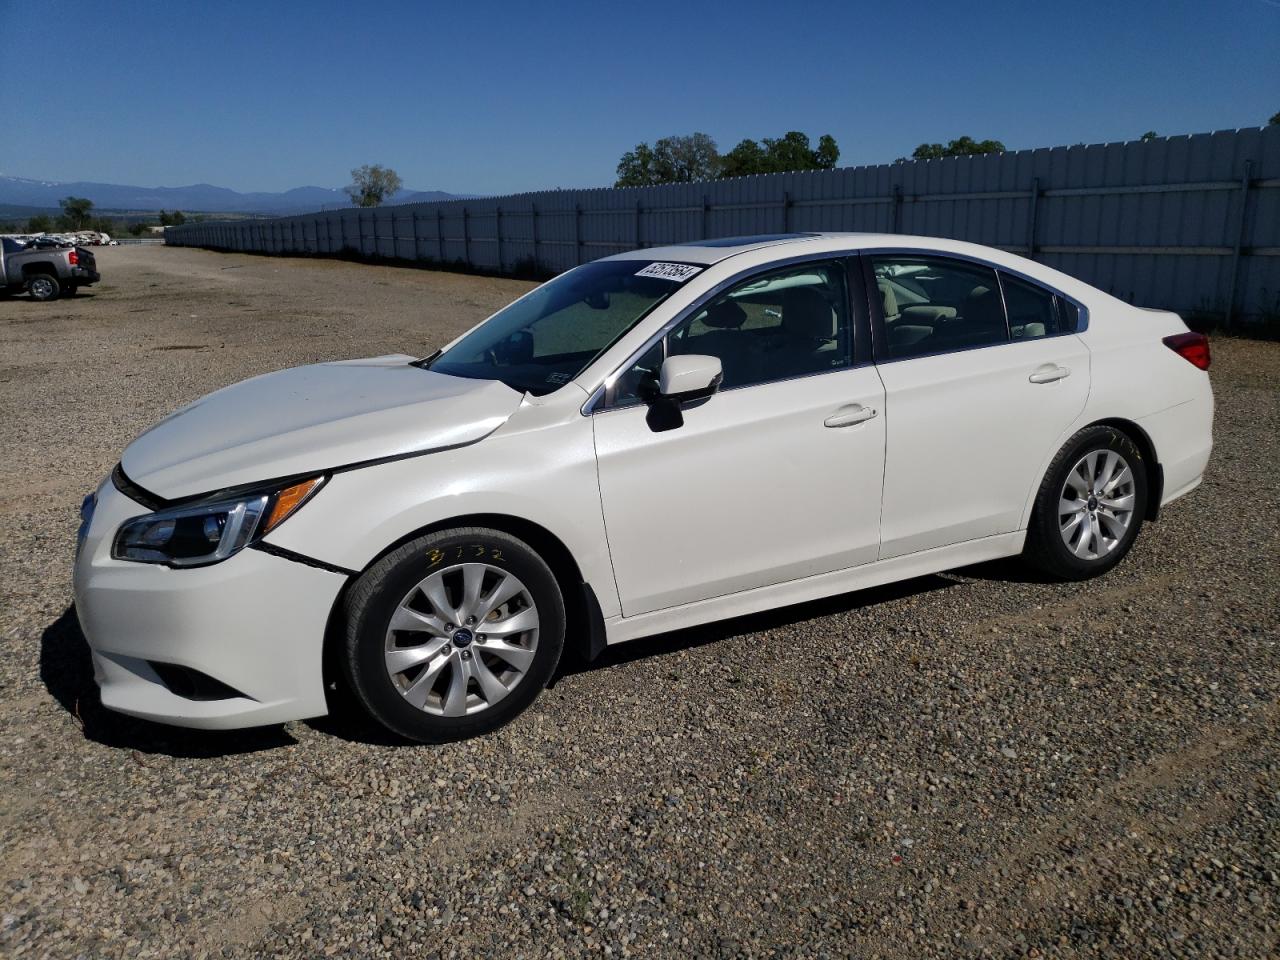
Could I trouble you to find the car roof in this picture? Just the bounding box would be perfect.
[601,232,1001,266]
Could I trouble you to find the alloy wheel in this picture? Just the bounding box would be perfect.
[1058,449,1136,560]
[383,563,540,717]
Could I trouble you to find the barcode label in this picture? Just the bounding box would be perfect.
[635,262,702,282]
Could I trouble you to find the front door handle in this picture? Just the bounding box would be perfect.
[1028,364,1071,384]
[825,404,878,428]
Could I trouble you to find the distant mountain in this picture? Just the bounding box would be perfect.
[0,175,470,215]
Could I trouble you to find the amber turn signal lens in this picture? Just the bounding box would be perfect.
[262,477,325,534]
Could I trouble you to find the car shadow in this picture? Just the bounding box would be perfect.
[951,556,1060,585]
[552,572,958,682]
[39,606,296,758]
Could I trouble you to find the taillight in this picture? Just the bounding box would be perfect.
[1163,332,1210,370]
[68,250,79,265]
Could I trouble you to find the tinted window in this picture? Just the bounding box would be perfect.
[870,256,1007,359]
[1000,272,1060,340]
[1057,296,1081,333]
[607,261,851,406]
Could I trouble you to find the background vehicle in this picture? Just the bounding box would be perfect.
[73,233,1213,742]
[0,236,99,300]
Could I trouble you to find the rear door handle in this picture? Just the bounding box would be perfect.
[825,404,878,428]
[1028,364,1071,384]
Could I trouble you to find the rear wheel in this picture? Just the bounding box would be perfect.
[1023,425,1148,580]
[342,527,565,743]
[27,274,60,301]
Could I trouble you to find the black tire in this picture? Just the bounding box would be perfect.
[1023,425,1148,581]
[342,527,565,743]
[27,273,60,301]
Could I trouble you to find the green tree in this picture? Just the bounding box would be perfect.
[60,196,94,229]
[1140,130,1159,141]
[616,133,720,186]
[1270,111,1279,126]
[26,214,53,233]
[719,131,840,178]
[910,136,1006,160]
[345,164,403,207]
[719,138,766,179]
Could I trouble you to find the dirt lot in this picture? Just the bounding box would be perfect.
[1,245,1278,959]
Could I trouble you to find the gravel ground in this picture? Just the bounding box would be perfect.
[1,245,1278,959]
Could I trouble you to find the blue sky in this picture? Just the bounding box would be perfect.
[1,0,1276,195]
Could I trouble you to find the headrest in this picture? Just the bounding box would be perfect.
[877,278,899,319]
[703,300,747,329]
[783,287,835,340]
[964,285,1003,327]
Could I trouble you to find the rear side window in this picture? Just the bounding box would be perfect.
[870,255,1007,359]
[1000,273,1060,340]
[1056,297,1081,333]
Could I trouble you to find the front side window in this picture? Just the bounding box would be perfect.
[607,260,851,406]
[427,260,692,395]
[871,255,1007,359]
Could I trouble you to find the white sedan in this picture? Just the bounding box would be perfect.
[73,233,1214,742]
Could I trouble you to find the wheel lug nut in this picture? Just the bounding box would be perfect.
[476,634,486,641]
[466,616,476,625]
[460,650,472,661]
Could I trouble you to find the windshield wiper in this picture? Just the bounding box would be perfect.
[411,350,442,370]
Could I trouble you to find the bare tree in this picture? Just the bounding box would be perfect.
[345,165,404,207]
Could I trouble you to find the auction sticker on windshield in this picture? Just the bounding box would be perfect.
[635,262,702,282]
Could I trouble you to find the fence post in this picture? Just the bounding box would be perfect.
[574,204,583,265]
[702,194,710,239]
[1225,159,1253,330]
[635,200,643,249]
[463,207,470,267]
[531,202,539,271]
[412,211,419,259]
[1026,176,1041,257]
[782,191,792,232]
[892,184,903,233]
[496,205,504,271]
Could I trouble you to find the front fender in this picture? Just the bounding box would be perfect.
[260,415,621,618]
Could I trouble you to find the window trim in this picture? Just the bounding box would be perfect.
[862,249,1090,365]
[585,251,871,415]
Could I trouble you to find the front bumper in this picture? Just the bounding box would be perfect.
[73,476,347,729]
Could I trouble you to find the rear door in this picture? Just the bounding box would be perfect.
[868,253,1090,559]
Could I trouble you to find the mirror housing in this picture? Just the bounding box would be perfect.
[658,355,723,402]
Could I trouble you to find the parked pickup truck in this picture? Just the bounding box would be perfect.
[0,236,100,301]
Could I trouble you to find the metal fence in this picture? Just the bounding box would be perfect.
[166,127,1280,325]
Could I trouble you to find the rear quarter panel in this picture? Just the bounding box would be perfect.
[1020,302,1214,525]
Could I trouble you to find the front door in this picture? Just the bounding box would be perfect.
[592,258,886,617]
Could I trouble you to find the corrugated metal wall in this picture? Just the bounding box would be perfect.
[166,127,1280,324]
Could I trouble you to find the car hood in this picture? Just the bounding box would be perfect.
[121,355,522,499]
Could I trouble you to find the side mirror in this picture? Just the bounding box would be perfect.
[659,355,722,402]
[644,355,722,433]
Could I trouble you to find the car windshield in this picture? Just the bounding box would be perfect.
[425,260,695,395]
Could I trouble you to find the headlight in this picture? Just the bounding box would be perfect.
[112,476,325,567]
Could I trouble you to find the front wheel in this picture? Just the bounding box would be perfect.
[342,527,565,743]
[27,274,60,301]
[1023,425,1148,580]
